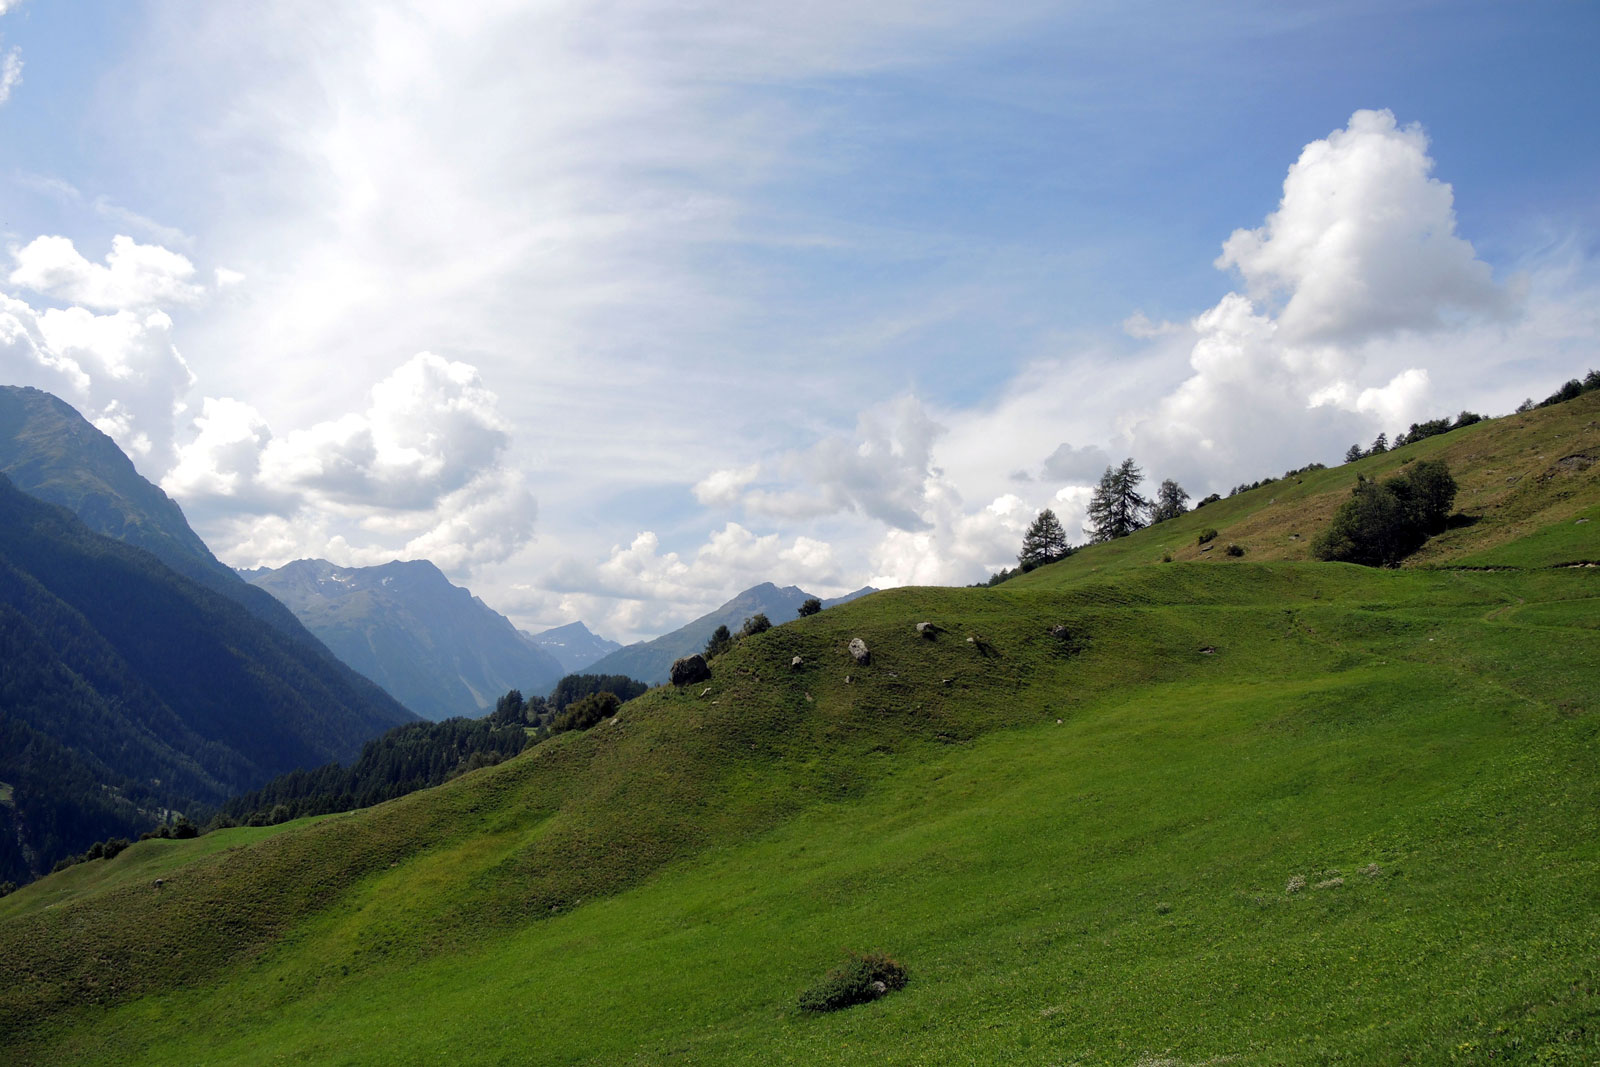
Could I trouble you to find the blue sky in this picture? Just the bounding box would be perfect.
[1,1,1597,640]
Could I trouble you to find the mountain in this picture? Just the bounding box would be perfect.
[523,621,621,674]
[247,559,566,721]
[584,581,877,684]
[4,390,1598,1065]
[0,475,416,886]
[0,386,312,643]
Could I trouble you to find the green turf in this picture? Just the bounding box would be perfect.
[3,398,1599,1066]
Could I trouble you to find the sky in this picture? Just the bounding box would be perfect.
[1,1,1597,642]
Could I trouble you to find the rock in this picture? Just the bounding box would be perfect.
[915,622,937,638]
[870,980,888,996]
[670,654,711,686]
[791,655,804,669]
[848,637,870,665]
[153,878,165,890]
[1199,646,1217,655]
[700,687,712,697]
[1049,625,1071,640]
[844,675,853,684]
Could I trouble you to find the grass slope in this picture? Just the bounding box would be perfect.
[2,399,1598,1065]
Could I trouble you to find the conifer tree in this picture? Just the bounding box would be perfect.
[1018,509,1070,569]
[1149,479,1190,523]
[1088,459,1150,542]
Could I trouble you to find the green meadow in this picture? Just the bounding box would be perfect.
[2,395,1596,1065]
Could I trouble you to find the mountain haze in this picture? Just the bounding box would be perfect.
[248,559,566,721]
[585,582,876,684]
[523,621,621,674]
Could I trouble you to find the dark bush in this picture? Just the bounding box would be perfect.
[740,613,772,638]
[1224,543,1245,557]
[798,951,909,1013]
[1194,493,1221,509]
[1313,462,1458,567]
[100,838,130,861]
[1197,528,1219,546]
[797,597,822,618]
[552,690,620,733]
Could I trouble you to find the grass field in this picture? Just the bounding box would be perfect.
[2,396,1597,1065]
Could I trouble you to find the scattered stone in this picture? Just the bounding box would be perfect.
[1056,718,1062,724]
[1199,646,1217,655]
[966,636,975,644]
[700,687,711,697]
[844,675,853,684]
[941,678,952,685]
[791,655,804,669]
[870,980,888,996]
[805,692,814,703]
[153,878,165,890]
[916,621,938,638]
[1578,518,1591,525]
[848,637,871,665]
[670,654,711,686]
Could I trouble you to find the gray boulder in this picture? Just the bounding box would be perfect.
[848,637,870,665]
[670,654,711,686]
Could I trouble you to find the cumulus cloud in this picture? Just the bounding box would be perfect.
[693,463,759,507]
[0,290,197,466]
[1120,109,1521,487]
[1039,441,1114,483]
[741,395,944,530]
[9,235,205,311]
[1216,108,1506,346]
[162,352,532,574]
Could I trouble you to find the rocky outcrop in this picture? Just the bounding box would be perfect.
[848,637,870,665]
[670,654,711,686]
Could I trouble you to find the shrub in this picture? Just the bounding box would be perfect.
[1197,528,1219,546]
[740,613,772,638]
[1313,462,1458,567]
[1194,493,1221,509]
[1224,543,1245,557]
[797,951,909,1013]
[797,597,822,618]
[552,691,621,733]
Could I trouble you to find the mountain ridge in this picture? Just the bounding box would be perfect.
[247,558,567,720]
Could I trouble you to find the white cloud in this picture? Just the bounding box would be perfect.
[162,352,532,575]
[693,463,759,507]
[743,395,945,530]
[0,46,19,105]
[213,268,246,288]
[1216,108,1507,346]
[1122,310,1182,339]
[10,235,204,311]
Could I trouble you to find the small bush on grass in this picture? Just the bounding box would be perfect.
[1224,543,1245,557]
[1197,528,1218,546]
[798,951,908,1013]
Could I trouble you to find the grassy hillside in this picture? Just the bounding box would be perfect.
[1,397,1596,1065]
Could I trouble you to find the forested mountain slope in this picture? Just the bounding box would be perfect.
[1,393,1596,1065]
[0,387,413,719]
[0,477,415,885]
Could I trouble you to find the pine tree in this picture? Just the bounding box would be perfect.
[1017,509,1070,569]
[1369,432,1389,455]
[1149,479,1190,523]
[1088,459,1150,542]
[704,624,733,658]
[1344,443,1364,464]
